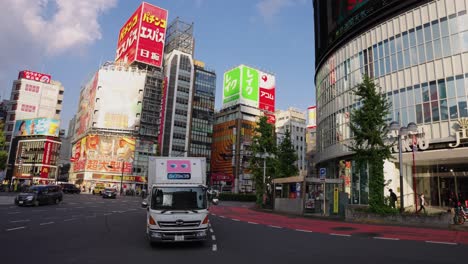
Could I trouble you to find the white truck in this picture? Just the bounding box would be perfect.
[142,157,210,243]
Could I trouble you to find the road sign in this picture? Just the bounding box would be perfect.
[319,168,326,181]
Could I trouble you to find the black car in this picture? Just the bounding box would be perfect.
[102,188,117,199]
[15,185,63,206]
[60,183,81,194]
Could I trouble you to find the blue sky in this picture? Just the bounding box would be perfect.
[0,0,315,131]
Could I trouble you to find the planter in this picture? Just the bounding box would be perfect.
[345,204,452,228]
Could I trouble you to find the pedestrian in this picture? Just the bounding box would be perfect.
[417,193,426,214]
[88,186,91,193]
[389,189,397,208]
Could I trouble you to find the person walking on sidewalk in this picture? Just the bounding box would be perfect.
[417,193,426,214]
[389,189,397,208]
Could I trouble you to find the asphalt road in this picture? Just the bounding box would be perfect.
[0,195,466,264]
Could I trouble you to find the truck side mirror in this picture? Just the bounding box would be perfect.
[141,200,148,208]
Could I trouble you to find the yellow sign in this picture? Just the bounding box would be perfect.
[194,60,205,68]
[333,188,339,214]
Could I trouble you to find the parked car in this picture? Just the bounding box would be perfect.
[93,185,105,195]
[14,185,63,206]
[59,183,81,194]
[102,188,117,199]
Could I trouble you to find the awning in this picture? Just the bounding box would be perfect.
[272,175,305,184]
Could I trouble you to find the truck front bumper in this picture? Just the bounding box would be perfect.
[147,228,208,242]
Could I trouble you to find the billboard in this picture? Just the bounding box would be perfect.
[116,2,168,68]
[18,70,51,84]
[94,69,145,130]
[14,118,60,137]
[307,106,317,129]
[14,81,60,121]
[71,135,136,174]
[222,65,275,110]
[76,72,98,138]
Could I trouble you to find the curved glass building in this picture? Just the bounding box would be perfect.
[314,0,468,208]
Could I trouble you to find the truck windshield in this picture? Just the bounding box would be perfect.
[151,187,207,211]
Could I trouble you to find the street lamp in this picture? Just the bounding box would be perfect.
[255,149,274,206]
[389,120,418,213]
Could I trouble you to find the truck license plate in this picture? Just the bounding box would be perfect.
[174,235,184,241]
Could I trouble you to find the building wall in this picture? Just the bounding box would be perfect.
[275,108,307,172]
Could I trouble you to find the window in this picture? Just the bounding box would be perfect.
[422,83,430,102]
[432,101,440,122]
[432,20,440,39]
[423,102,431,123]
[416,104,423,124]
[433,39,442,59]
[416,26,424,45]
[459,99,468,117]
[456,75,465,97]
[424,23,432,42]
[438,79,447,99]
[440,99,449,120]
[442,36,451,57]
[402,31,409,48]
[409,29,416,46]
[430,81,438,101]
[414,84,422,104]
[447,77,456,98]
[449,98,458,119]
[440,17,449,37]
[418,44,425,63]
[426,42,434,61]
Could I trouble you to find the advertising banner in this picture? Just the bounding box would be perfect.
[76,72,99,138]
[116,5,142,65]
[158,77,168,152]
[240,66,259,107]
[71,135,135,174]
[18,70,51,84]
[307,106,317,128]
[136,3,168,67]
[40,141,52,178]
[223,67,241,104]
[264,112,276,125]
[14,118,60,137]
[258,71,275,112]
[222,65,275,111]
[115,3,168,68]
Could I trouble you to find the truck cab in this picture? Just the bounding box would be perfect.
[143,158,209,243]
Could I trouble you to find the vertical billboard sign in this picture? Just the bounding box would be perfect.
[158,77,168,152]
[136,3,168,67]
[240,66,259,107]
[223,67,241,105]
[258,71,275,112]
[40,141,52,178]
[307,106,317,128]
[116,5,142,65]
[115,3,168,68]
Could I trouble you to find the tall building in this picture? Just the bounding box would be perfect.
[69,2,169,191]
[211,65,276,193]
[305,106,317,178]
[275,107,307,173]
[3,70,64,184]
[189,60,216,179]
[160,18,195,157]
[313,0,468,208]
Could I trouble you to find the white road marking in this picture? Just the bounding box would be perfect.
[210,228,214,233]
[231,219,240,222]
[374,237,400,241]
[6,226,25,231]
[426,241,457,245]
[219,216,226,218]
[295,229,313,233]
[211,213,217,216]
[211,235,216,241]
[248,222,258,225]
[7,212,20,215]
[212,244,217,252]
[9,219,30,223]
[330,233,351,237]
[269,225,282,229]
[64,218,77,222]
[40,222,54,226]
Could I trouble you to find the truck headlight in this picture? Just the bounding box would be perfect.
[151,232,162,238]
[196,230,207,237]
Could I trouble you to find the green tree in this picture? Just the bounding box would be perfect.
[276,129,298,178]
[250,116,276,205]
[0,121,8,171]
[349,76,393,212]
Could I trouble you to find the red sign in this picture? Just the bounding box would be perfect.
[258,73,275,112]
[115,2,168,68]
[158,77,168,152]
[40,141,52,178]
[18,70,51,84]
[264,112,276,125]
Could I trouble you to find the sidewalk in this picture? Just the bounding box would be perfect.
[210,204,468,245]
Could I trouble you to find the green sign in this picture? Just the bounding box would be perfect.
[241,66,259,102]
[223,67,241,103]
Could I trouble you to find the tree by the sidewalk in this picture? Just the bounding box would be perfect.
[349,76,393,212]
[0,121,8,171]
[276,129,298,178]
[250,116,276,205]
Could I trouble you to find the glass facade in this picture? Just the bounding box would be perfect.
[190,65,216,175]
[315,0,468,207]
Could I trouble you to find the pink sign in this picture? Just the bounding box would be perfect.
[167,160,191,173]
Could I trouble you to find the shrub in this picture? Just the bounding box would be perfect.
[219,193,256,202]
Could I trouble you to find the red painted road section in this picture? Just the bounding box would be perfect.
[210,206,468,245]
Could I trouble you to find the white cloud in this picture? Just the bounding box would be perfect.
[256,0,306,22]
